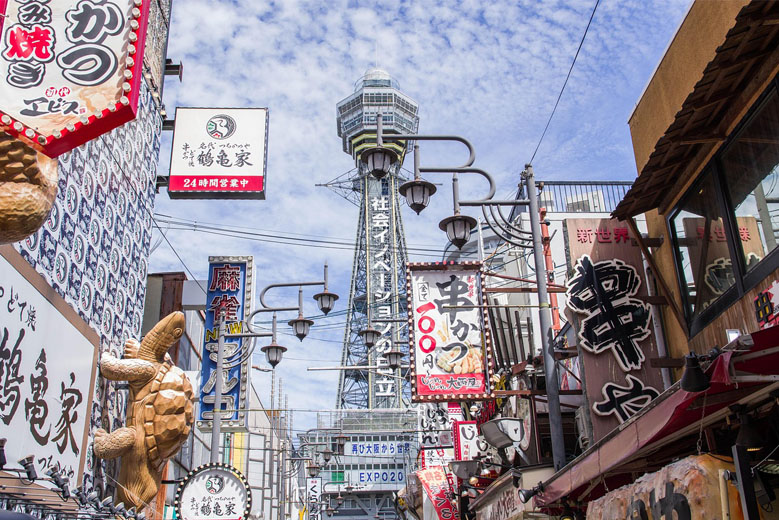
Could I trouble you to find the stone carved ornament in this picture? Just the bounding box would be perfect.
[0,132,58,244]
[94,312,195,511]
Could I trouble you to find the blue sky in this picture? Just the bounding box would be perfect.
[149,0,692,432]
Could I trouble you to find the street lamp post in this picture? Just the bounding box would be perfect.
[208,264,339,464]
[366,124,567,470]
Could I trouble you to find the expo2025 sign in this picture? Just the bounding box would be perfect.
[0,0,152,157]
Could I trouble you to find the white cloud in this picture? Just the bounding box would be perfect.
[150,0,690,431]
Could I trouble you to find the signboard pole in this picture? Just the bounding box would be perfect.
[210,306,227,463]
[525,164,565,471]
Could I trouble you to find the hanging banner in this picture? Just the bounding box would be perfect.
[417,467,458,520]
[196,256,253,432]
[306,477,322,520]
[407,262,495,402]
[564,218,664,442]
[168,107,269,199]
[419,402,462,448]
[0,0,152,157]
[420,447,455,470]
[0,245,98,487]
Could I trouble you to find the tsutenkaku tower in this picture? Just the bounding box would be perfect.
[332,69,419,409]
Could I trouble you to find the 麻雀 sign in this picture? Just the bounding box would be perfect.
[196,256,253,432]
[168,107,269,199]
[0,0,152,157]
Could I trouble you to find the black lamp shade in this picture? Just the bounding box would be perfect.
[322,448,334,463]
[314,291,339,315]
[736,413,764,452]
[439,214,477,250]
[680,353,710,392]
[399,179,437,214]
[519,486,540,504]
[359,327,381,348]
[383,349,403,370]
[289,315,314,341]
[261,342,287,367]
[361,147,398,179]
[449,460,480,480]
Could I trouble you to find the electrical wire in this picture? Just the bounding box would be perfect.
[528,0,601,165]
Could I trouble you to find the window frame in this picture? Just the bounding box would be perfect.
[668,75,779,337]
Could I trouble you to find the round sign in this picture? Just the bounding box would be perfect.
[175,463,252,520]
[206,114,237,139]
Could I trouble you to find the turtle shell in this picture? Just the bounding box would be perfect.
[142,361,194,470]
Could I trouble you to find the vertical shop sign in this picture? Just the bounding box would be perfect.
[168,108,269,200]
[564,218,663,441]
[307,477,322,520]
[0,0,153,156]
[407,262,495,402]
[369,190,396,401]
[0,246,97,486]
[417,467,458,520]
[419,402,462,448]
[196,256,253,432]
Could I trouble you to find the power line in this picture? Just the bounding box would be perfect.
[529,0,601,165]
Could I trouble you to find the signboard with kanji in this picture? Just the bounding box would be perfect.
[564,218,664,442]
[168,107,269,199]
[196,256,253,432]
[407,262,495,403]
[0,0,152,157]
[174,463,252,520]
[417,467,458,520]
[306,477,321,520]
[0,245,98,487]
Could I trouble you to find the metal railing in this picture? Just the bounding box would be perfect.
[510,180,633,220]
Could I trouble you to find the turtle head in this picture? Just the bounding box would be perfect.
[138,311,186,362]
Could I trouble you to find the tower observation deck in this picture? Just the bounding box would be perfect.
[332,69,419,409]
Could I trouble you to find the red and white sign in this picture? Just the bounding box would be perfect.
[417,467,458,520]
[407,262,495,402]
[0,0,152,157]
[168,107,269,200]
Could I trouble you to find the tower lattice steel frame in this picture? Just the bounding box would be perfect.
[327,69,419,409]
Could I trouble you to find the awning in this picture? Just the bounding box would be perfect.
[535,325,779,507]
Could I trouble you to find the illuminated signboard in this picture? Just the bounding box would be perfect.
[0,0,152,157]
[407,262,495,402]
[196,256,253,432]
[168,107,269,199]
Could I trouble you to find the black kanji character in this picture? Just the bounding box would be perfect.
[0,327,25,425]
[24,349,50,445]
[433,275,473,322]
[52,373,83,455]
[566,255,651,371]
[593,375,660,422]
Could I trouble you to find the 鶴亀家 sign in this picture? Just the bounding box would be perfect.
[168,107,269,199]
[174,463,252,520]
[0,0,152,157]
[407,262,495,402]
[0,245,98,487]
[196,256,253,432]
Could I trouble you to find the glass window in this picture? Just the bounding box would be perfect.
[670,169,736,318]
[721,89,779,272]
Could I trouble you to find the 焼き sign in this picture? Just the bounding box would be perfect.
[168,107,269,199]
[407,262,495,402]
[0,0,152,157]
[0,245,98,487]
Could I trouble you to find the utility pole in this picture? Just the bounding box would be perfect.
[525,164,566,471]
[210,306,227,463]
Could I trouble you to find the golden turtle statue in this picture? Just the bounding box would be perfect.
[94,312,195,511]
